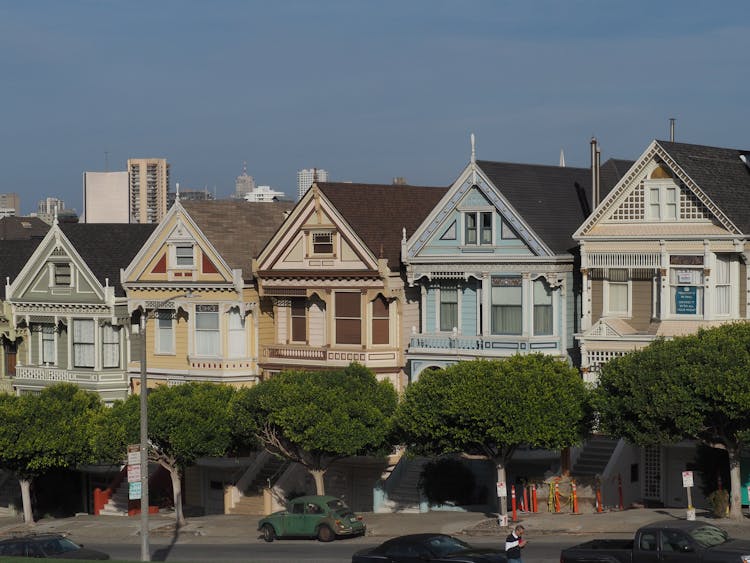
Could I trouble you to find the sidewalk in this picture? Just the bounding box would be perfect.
[0,507,749,543]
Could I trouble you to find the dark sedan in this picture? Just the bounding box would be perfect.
[0,533,109,559]
[352,533,507,563]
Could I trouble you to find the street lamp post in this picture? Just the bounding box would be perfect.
[138,294,191,562]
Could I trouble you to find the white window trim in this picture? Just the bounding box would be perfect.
[602,274,632,318]
[530,278,556,337]
[40,324,57,366]
[436,286,462,333]
[170,243,196,269]
[194,304,221,357]
[154,311,176,355]
[310,230,336,256]
[369,298,392,347]
[712,255,737,319]
[227,307,247,358]
[644,180,679,222]
[461,210,494,246]
[666,267,704,320]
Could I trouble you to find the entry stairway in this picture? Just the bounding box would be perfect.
[227,454,289,516]
[572,436,620,476]
[375,456,428,513]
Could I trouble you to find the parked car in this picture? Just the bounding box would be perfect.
[352,533,507,562]
[0,533,109,559]
[560,519,750,563]
[258,494,366,542]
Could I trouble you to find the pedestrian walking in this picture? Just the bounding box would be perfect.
[505,524,527,563]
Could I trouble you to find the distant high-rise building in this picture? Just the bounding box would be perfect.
[33,197,76,225]
[0,193,20,217]
[244,185,286,202]
[234,162,256,199]
[297,168,328,200]
[167,186,215,208]
[83,171,129,223]
[128,158,169,223]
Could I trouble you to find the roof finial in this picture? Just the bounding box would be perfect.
[559,148,566,167]
[53,206,59,226]
[242,160,248,175]
[175,182,180,202]
[470,133,476,164]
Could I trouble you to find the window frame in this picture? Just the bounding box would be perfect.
[532,278,554,336]
[41,324,56,365]
[439,286,459,332]
[175,244,194,267]
[195,304,220,357]
[645,180,679,222]
[53,262,71,287]
[73,319,95,368]
[335,292,361,345]
[227,307,246,357]
[463,211,494,246]
[490,276,523,335]
[290,297,307,343]
[603,268,632,318]
[102,324,121,368]
[154,309,175,355]
[714,255,732,317]
[371,295,390,345]
[311,231,334,255]
[669,267,704,318]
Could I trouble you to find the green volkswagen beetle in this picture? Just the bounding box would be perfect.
[258,495,366,542]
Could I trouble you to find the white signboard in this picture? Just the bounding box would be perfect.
[129,481,142,500]
[127,451,140,466]
[496,481,507,497]
[682,470,694,488]
[127,464,141,483]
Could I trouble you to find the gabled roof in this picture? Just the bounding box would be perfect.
[0,216,50,240]
[656,140,750,233]
[0,239,46,299]
[476,159,631,253]
[316,182,449,269]
[60,224,156,296]
[181,200,295,276]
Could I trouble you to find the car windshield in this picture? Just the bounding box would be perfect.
[425,535,471,556]
[689,525,729,548]
[40,537,80,555]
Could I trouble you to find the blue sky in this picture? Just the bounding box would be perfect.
[2,1,748,214]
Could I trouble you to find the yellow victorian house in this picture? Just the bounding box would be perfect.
[121,198,294,393]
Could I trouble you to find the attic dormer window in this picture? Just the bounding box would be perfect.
[175,245,194,267]
[54,263,71,286]
[464,212,492,245]
[312,231,333,254]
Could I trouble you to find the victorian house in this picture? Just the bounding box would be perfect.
[253,181,447,391]
[574,139,750,509]
[6,221,155,403]
[402,143,631,379]
[121,199,294,393]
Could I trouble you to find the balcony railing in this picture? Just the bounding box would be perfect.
[407,333,561,355]
[15,366,126,384]
[262,344,399,368]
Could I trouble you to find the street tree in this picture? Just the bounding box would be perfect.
[232,363,397,495]
[595,322,750,521]
[0,384,104,524]
[394,355,591,517]
[104,382,236,526]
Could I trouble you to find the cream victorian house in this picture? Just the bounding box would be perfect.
[574,139,750,510]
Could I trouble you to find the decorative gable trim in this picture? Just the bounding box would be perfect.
[406,164,552,260]
[576,141,740,238]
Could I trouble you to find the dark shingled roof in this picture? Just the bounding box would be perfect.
[181,200,295,277]
[0,216,50,240]
[60,223,157,296]
[657,140,750,233]
[0,239,46,299]
[316,182,449,269]
[477,159,632,253]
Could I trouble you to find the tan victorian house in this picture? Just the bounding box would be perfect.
[254,182,447,391]
[574,140,750,509]
[121,199,294,392]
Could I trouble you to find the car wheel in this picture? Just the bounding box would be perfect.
[317,525,335,542]
[262,524,276,543]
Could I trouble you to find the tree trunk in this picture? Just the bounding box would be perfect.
[169,466,185,527]
[19,478,33,525]
[310,469,326,495]
[728,447,743,521]
[495,461,507,518]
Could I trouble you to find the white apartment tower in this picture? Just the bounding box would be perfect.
[128,158,169,223]
[83,171,129,223]
[297,168,328,200]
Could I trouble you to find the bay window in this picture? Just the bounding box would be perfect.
[606,269,630,316]
[715,256,731,316]
[491,277,522,335]
[102,324,120,368]
[533,279,553,335]
[196,304,220,356]
[73,319,95,368]
[291,298,306,343]
[335,292,361,345]
[372,296,389,345]
[155,309,175,354]
[41,325,55,365]
[228,307,246,357]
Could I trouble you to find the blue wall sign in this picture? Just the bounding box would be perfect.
[675,286,697,314]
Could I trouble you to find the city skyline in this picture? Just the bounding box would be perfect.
[2,1,748,214]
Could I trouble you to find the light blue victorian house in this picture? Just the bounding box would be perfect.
[403,141,629,379]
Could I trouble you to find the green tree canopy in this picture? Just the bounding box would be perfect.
[232,363,398,494]
[104,382,236,525]
[394,355,591,515]
[0,383,105,524]
[595,322,750,520]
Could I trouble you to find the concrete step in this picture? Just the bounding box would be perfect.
[228,494,265,516]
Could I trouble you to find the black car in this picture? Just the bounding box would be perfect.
[352,533,507,562]
[0,533,109,559]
